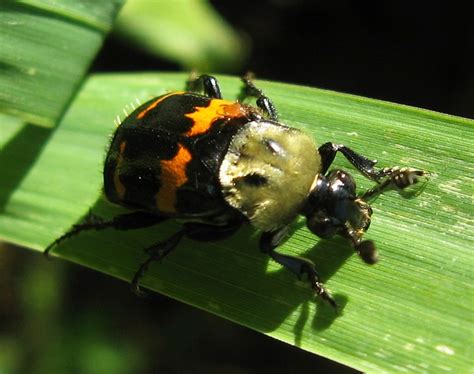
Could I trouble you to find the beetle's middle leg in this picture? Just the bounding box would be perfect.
[131,220,243,296]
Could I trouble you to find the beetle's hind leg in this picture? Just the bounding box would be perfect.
[239,72,278,120]
[186,73,222,99]
[44,211,167,258]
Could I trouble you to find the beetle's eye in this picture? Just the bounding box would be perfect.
[327,170,357,200]
[307,213,339,238]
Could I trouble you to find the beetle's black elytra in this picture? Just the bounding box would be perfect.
[45,74,426,309]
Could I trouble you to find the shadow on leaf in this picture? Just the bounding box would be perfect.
[46,197,363,345]
[0,123,52,212]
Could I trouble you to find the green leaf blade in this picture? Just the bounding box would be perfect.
[114,0,247,72]
[0,1,124,127]
[0,73,472,372]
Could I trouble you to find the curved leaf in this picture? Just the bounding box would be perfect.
[114,0,247,72]
[0,73,472,372]
[0,0,123,127]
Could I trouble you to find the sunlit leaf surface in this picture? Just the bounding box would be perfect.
[0,73,472,372]
[0,0,123,127]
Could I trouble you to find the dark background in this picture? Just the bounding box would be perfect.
[3,2,472,373]
[214,1,473,118]
[97,1,473,118]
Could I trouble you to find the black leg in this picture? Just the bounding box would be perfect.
[319,142,378,178]
[44,211,167,258]
[260,228,337,310]
[259,225,291,251]
[186,73,222,99]
[131,220,243,296]
[183,220,243,241]
[239,72,278,120]
[361,167,427,200]
[318,142,426,194]
[131,229,187,296]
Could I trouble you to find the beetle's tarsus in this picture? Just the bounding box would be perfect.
[239,73,278,120]
[362,167,427,200]
[303,264,338,311]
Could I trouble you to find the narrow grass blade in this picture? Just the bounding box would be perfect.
[0,1,123,127]
[114,0,246,72]
[0,73,472,372]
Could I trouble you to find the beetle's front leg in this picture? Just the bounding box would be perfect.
[318,142,426,195]
[360,167,427,200]
[260,228,337,310]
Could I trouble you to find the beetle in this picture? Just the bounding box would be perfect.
[45,74,425,308]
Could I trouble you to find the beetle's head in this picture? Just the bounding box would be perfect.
[303,169,378,264]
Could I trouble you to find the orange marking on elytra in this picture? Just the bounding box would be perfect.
[114,141,127,199]
[136,91,184,119]
[185,100,244,136]
[119,140,127,154]
[156,144,192,213]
